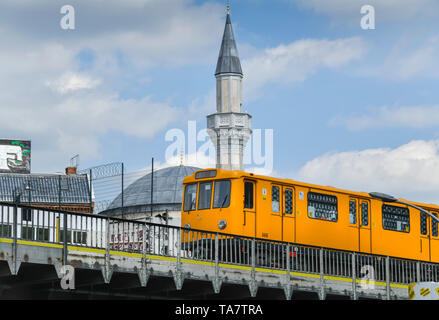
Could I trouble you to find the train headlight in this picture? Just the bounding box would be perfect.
[184,223,191,229]
[218,220,227,230]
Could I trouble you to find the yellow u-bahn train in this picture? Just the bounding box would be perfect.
[181,169,439,263]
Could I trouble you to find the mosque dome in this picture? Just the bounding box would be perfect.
[100,165,200,217]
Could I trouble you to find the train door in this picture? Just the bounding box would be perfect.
[349,198,371,253]
[271,184,283,241]
[282,187,295,243]
[420,211,431,261]
[429,212,439,263]
[243,180,256,237]
[358,199,371,253]
[420,211,439,262]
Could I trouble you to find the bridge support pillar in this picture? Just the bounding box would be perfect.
[173,230,184,290]
[6,255,20,276]
[138,224,150,287]
[211,234,222,294]
[318,248,326,300]
[248,239,258,298]
[351,253,358,300]
[8,205,20,276]
[283,245,293,300]
[102,218,113,284]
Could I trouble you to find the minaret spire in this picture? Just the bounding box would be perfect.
[207,6,252,171]
[215,2,242,76]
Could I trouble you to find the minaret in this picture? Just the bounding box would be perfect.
[207,5,252,171]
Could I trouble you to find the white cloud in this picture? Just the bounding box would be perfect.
[382,37,439,80]
[294,0,439,21]
[242,37,367,100]
[46,72,101,94]
[297,140,439,204]
[330,105,439,130]
[0,0,225,172]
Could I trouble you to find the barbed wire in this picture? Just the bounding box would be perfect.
[78,162,123,180]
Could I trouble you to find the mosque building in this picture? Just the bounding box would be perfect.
[100,6,251,226]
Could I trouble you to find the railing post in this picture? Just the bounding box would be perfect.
[319,248,325,300]
[102,217,112,283]
[212,232,222,294]
[386,256,390,300]
[63,211,68,266]
[10,204,18,275]
[284,244,292,300]
[173,227,183,290]
[352,252,357,300]
[138,223,149,287]
[248,238,258,297]
[416,261,421,283]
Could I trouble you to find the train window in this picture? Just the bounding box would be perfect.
[0,224,12,238]
[21,226,34,240]
[361,202,369,226]
[349,200,357,224]
[59,229,72,243]
[74,231,88,245]
[244,182,254,209]
[285,189,293,214]
[22,208,32,221]
[213,180,231,209]
[272,186,280,212]
[382,204,410,233]
[183,184,197,211]
[37,227,50,241]
[432,213,438,237]
[421,212,428,235]
[307,192,338,222]
[198,182,213,210]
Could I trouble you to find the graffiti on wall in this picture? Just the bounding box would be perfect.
[0,140,31,174]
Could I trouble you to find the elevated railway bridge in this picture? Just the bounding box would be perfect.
[0,202,435,299]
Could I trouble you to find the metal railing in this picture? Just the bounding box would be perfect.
[0,202,437,286]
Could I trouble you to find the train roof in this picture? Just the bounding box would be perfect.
[184,168,439,211]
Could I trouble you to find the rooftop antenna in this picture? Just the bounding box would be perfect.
[70,154,79,168]
[227,0,230,15]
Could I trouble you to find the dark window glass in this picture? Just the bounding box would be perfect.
[183,184,197,211]
[22,208,32,221]
[21,226,34,240]
[272,186,280,212]
[0,224,12,238]
[198,182,213,210]
[74,231,88,244]
[361,202,369,226]
[421,212,428,235]
[432,213,438,237]
[59,229,72,243]
[244,182,254,209]
[213,180,231,209]
[382,204,410,233]
[37,228,49,241]
[349,200,357,225]
[285,189,293,214]
[307,192,338,222]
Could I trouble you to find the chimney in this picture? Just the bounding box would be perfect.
[65,166,77,175]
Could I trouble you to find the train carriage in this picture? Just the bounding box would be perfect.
[181,169,439,264]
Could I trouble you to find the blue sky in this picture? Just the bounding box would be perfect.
[1,0,439,203]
